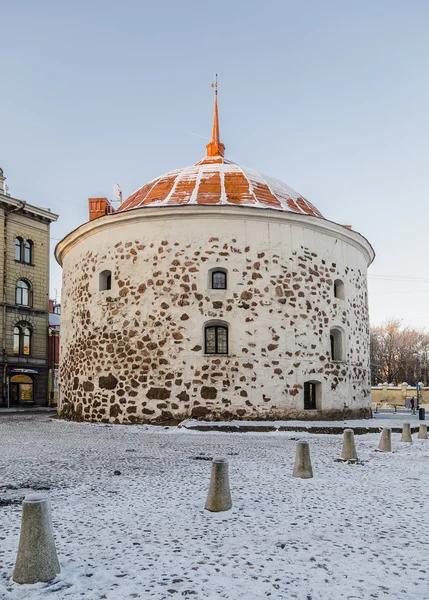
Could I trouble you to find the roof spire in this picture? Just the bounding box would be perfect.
[206,74,225,158]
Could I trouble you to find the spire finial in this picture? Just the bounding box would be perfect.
[206,74,225,158]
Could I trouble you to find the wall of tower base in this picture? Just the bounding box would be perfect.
[58,398,371,425]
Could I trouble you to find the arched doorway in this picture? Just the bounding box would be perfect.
[10,374,34,406]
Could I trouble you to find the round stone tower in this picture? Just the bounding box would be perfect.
[55,90,374,423]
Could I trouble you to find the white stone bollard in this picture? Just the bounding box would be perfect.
[418,424,428,439]
[400,423,413,443]
[205,457,232,512]
[340,429,358,462]
[377,427,392,452]
[292,440,313,478]
[13,494,60,584]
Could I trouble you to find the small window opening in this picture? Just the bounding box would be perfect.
[15,237,23,261]
[99,270,112,291]
[212,270,227,290]
[304,381,320,410]
[330,328,343,361]
[334,279,345,300]
[24,240,33,264]
[205,324,228,354]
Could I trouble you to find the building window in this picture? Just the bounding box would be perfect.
[304,381,321,410]
[16,279,32,306]
[53,304,61,315]
[333,279,345,300]
[99,270,112,291]
[24,240,33,264]
[330,328,343,361]
[15,237,23,261]
[208,267,228,290]
[212,270,227,290]
[13,324,32,355]
[205,324,228,354]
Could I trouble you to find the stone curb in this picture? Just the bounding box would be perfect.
[0,409,57,416]
[180,424,421,435]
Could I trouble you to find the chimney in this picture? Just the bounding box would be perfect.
[88,197,115,221]
[0,168,5,194]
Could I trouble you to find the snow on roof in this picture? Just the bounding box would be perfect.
[49,313,60,327]
[117,158,324,217]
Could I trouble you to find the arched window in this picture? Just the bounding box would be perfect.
[304,381,321,410]
[204,323,228,354]
[13,324,32,355]
[15,237,23,261]
[24,240,33,264]
[330,328,343,361]
[99,270,112,291]
[333,279,345,300]
[16,279,32,306]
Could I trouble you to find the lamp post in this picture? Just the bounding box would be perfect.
[420,347,427,412]
[413,349,428,410]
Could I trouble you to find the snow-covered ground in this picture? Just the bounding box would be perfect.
[1,414,428,600]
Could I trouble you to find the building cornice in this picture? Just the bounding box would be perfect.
[55,205,375,267]
[0,193,59,222]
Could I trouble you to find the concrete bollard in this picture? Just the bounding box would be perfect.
[13,494,60,584]
[377,427,392,452]
[205,458,232,512]
[292,440,313,479]
[400,423,413,443]
[418,424,428,439]
[340,429,358,462]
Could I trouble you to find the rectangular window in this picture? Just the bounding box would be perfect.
[205,327,217,354]
[13,330,20,355]
[217,327,228,353]
[23,329,31,355]
[15,241,22,261]
[212,271,227,289]
[205,325,228,354]
[24,244,31,264]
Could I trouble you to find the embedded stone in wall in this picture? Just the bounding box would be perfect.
[146,388,171,400]
[99,374,118,390]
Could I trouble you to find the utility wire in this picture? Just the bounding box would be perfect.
[372,289,429,294]
[369,275,429,282]
[6,184,89,209]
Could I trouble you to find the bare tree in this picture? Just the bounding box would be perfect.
[370,319,429,385]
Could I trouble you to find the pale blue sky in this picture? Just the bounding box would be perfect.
[1,0,429,327]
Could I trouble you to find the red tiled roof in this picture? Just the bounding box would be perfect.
[117,157,323,217]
